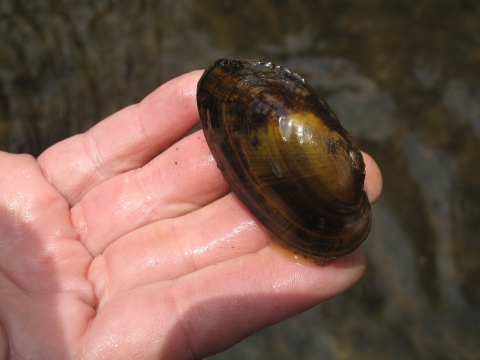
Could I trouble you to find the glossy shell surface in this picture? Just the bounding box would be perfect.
[197,58,371,262]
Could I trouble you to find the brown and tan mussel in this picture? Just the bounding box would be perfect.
[197,58,371,263]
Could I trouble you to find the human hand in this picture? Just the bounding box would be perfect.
[0,71,382,359]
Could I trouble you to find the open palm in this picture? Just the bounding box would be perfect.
[0,71,382,359]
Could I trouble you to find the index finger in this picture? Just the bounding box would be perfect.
[37,70,204,205]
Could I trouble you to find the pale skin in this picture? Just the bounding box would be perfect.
[0,70,382,359]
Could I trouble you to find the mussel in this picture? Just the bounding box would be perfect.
[197,58,371,263]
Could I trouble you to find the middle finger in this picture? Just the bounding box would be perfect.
[72,130,229,256]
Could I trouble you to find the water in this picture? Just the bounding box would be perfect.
[1,0,479,358]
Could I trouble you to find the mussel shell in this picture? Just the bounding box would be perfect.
[197,58,371,262]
